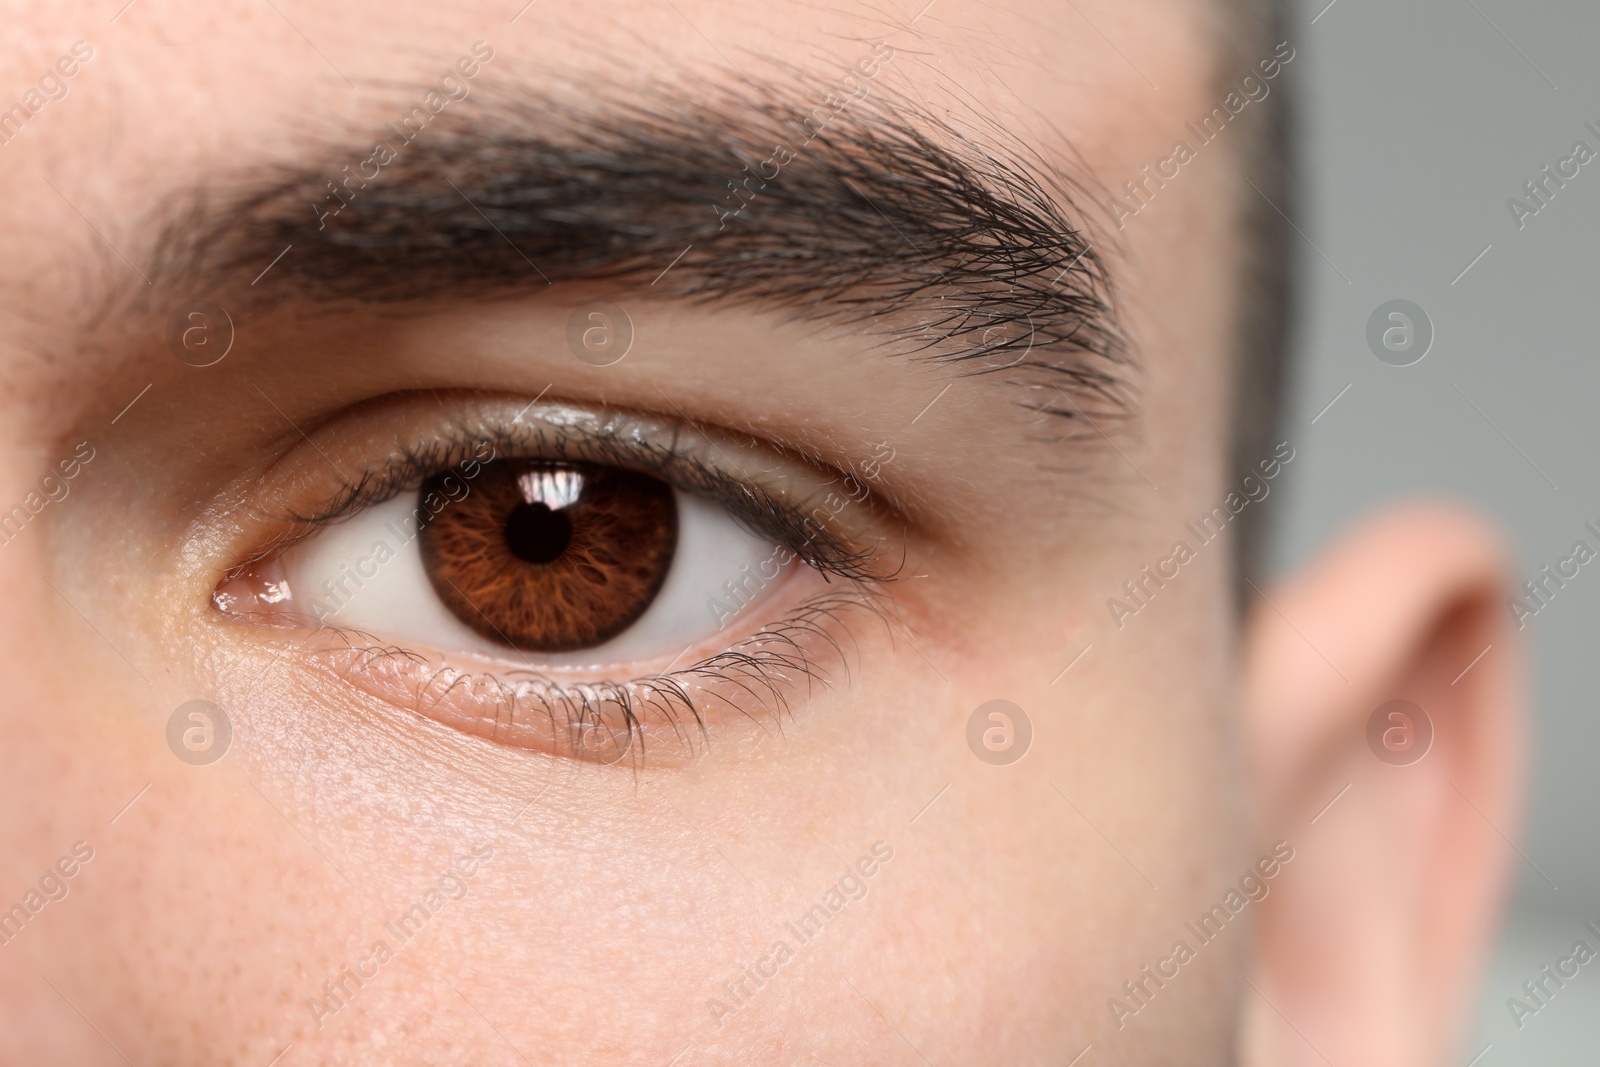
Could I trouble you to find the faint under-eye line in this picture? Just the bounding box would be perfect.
[213,401,910,762]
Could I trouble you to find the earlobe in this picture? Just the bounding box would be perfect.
[1239,503,1525,1067]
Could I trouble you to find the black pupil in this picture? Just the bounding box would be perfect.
[504,501,573,564]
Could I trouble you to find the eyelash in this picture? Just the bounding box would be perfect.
[260,417,886,585]
[302,587,879,765]
[225,409,897,764]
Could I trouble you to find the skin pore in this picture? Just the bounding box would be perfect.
[0,2,1521,1065]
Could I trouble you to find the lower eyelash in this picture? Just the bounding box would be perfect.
[289,588,886,767]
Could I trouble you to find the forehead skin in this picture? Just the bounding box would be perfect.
[0,2,1252,1065]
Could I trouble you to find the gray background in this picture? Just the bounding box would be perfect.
[1275,0,1599,1059]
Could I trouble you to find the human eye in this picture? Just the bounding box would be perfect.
[209,393,894,765]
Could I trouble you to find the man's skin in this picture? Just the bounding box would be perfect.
[0,1,1523,1064]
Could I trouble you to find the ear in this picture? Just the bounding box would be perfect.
[1239,503,1526,1067]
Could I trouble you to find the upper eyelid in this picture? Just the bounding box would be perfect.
[246,397,894,583]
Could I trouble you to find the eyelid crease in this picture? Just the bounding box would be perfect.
[205,394,911,766]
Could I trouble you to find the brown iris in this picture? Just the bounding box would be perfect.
[418,460,678,652]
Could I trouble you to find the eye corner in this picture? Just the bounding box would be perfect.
[203,396,904,767]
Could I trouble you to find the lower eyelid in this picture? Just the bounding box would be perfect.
[278,587,879,765]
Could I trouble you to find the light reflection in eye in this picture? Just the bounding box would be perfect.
[207,401,900,761]
[225,467,800,669]
[419,459,679,651]
[519,467,583,509]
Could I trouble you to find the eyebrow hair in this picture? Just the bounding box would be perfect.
[142,62,1134,426]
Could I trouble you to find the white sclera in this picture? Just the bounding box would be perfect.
[281,489,791,669]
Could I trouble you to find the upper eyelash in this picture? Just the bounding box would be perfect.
[218,404,908,766]
[265,412,895,586]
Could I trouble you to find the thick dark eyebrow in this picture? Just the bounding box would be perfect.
[144,67,1133,425]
